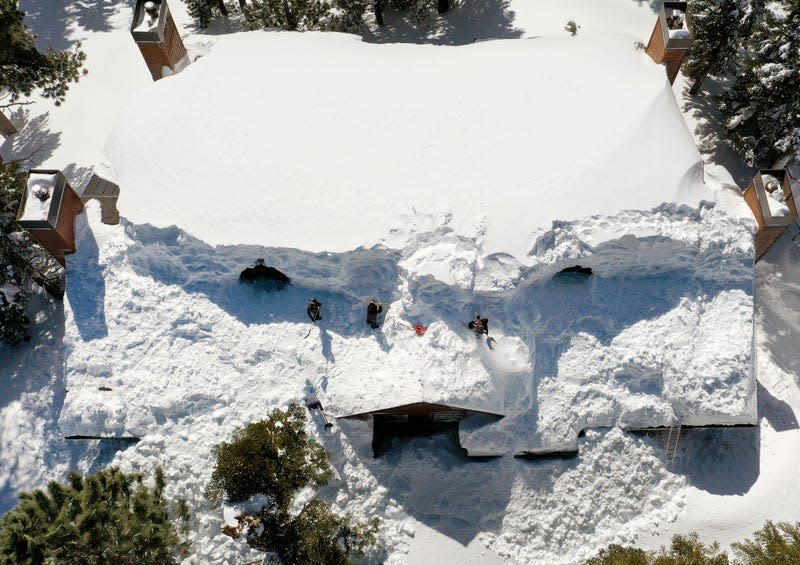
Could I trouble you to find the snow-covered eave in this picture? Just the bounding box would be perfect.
[338,401,505,420]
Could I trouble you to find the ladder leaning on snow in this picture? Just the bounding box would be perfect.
[664,424,682,463]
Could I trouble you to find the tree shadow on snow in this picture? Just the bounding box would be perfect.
[361,0,522,45]
[0,111,61,165]
[680,76,757,188]
[0,295,99,513]
[629,0,662,11]
[123,222,400,340]
[18,0,124,51]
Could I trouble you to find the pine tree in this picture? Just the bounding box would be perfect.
[0,264,29,345]
[327,0,368,33]
[205,403,331,507]
[0,158,30,345]
[244,0,331,31]
[185,0,230,29]
[208,404,380,564]
[0,0,86,106]
[241,500,378,565]
[584,533,728,565]
[732,521,800,565]
[585,545,651,565]
[683,0,756,94]
[0,467,183,565]
[719,0,800,166]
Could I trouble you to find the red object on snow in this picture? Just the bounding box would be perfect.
[413,324,427,336]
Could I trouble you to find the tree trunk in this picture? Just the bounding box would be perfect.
[281,0,297,30]
[771,152,793,170]
[437,0,449,14]
[238,0,247,9]
[216,0,229,18]
[374,0,384,26]
[688,66,709,95]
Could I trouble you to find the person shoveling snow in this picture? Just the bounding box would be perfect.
[305,392,333,429]
[366,300,383,329]
[468,313,496,349]
[307,298,322,322]
[304,298,322,338]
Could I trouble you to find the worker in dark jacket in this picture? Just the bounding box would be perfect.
[307,298,322,322]
[468,313,489,336]
[366,300,383,329]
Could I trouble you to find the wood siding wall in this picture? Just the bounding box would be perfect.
[755,227,787,262]
[743,184,765,229]
[0,112,17,137]
[163,13,187,68]
[645,21,665,65]
[645,19,689,84]
[135,13,186,81]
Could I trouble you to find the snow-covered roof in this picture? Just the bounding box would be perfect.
[58,28,756,452]
[106,31,705,261]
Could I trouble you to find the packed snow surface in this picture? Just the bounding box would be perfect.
[106,31,705,260]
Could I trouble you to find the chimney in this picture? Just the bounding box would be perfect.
[742,170,798,261]
[131,0,188,81]
[16,170,84,266]
[645,1,692,85]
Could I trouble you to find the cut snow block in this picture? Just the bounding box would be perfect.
[339,402,504,458]
[81,174,121,225]
[131,0,187,81]
[16,169,84,267]
[743,169,798,261]
[645,1,692,85]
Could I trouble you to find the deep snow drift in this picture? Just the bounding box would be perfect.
[105,32,706,259]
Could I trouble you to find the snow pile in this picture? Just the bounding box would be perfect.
[461,203,755,453]
[105,31,706,260]
[60,200,755,452]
